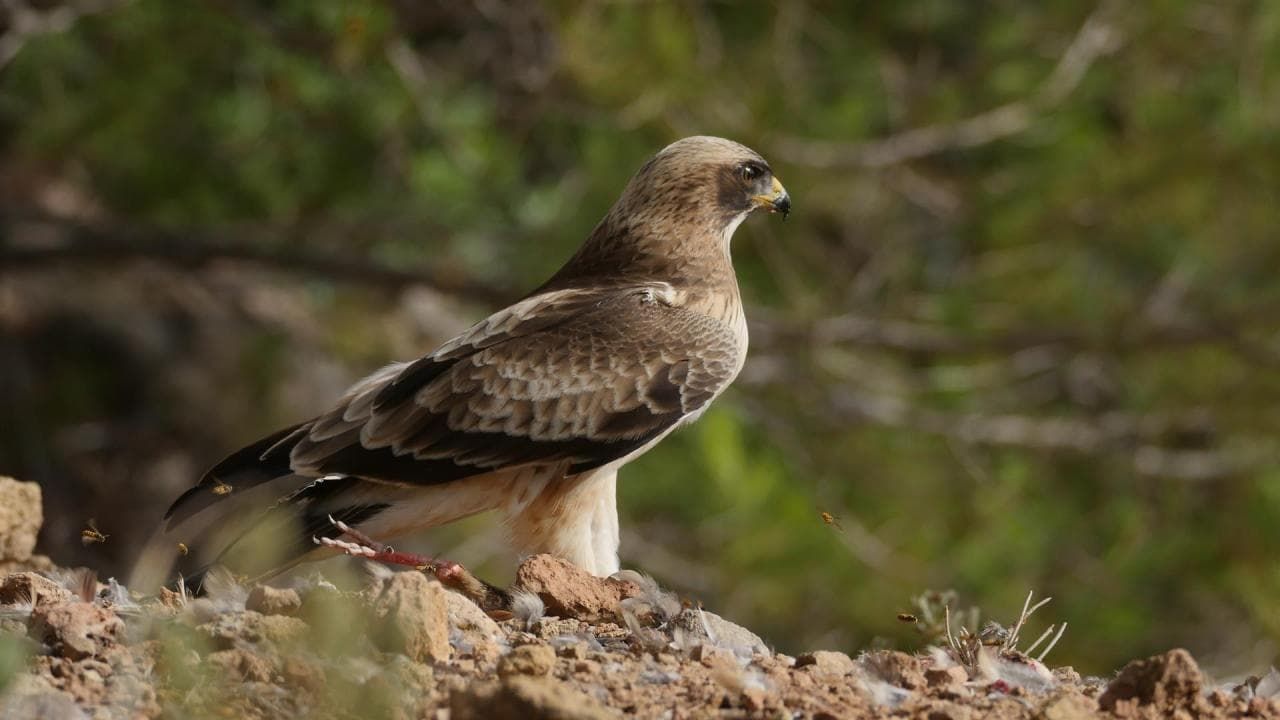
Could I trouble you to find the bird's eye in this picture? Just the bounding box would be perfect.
[740,163,764,181]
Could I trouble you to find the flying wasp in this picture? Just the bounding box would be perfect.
[819,511,844,532]
[80,519,108,546]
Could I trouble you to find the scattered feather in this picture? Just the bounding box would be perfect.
[200,566,248,613]
[47,567,98,603]
[1255,668,1280,700]
[0,591,35,620]
[857,674,911,707]
[927,646,958,669]
[974,647,1055,694]
[509,590,545,630]
[640,669,681,685]
[101,578,142,615]
[359,560,395,586]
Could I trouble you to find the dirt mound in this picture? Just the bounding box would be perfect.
[0,480,1278,719]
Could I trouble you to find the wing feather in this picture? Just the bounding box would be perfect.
[289,284,741,484]
[166,283,744,529]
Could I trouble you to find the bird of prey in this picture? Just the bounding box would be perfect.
[144,136,790,590]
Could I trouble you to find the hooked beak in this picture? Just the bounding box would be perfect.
[752,176,791,218]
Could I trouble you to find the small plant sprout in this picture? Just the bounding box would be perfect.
[1003,590,1067,662]
[175,574,189,604]
[944,603,982,667]
[902,590,977,646]
[1025,621,1069,662]
[934,589,1067,667]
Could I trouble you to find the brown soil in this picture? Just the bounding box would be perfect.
[1,475,1278,720]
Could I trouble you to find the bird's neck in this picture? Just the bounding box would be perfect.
[545,212,743,295]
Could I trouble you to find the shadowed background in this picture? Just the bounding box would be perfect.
[2,0,1279,676]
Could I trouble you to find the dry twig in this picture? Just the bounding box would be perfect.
[773,2,1124,169]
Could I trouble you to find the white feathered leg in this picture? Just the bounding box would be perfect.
[503,467,620,576]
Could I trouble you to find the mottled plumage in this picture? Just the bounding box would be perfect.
[141,136,789,587]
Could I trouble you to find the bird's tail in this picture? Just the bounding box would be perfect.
[130,470,391,593]
[131,420,402,593]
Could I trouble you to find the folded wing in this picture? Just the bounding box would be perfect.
[164,284,741,528]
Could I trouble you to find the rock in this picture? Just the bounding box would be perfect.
[206,648,277,683]
[1255,667,1280,699]
[246,585,301,616]
[30,601,123,660]
[556,640,590,660]
[1039,690,1098,720]
[1052,666,1083,685]
[199,610,309,650]
[178,597,220,626]
[369,572,450,664]
[673,607,770,657]
[863,650,926,689]
[796,650,857,676]
[741,686,769,712]
[533,617,581,640]
[0,477,42,562]
[1099,648,1203,711]
[281,656,327,694]
[445,587,504,661]
[915,699,972,719]
[499,643,556,677]
[358,655,438,720]
[298,582,365,654]
[692,643,737,671]
[705,611,769,656]
[100,666,161,719]
[0,555,55,576]
[0,572,73,607]
[926,665,969,687]
[451,676,613,720]
[513,554,640,623]
[0,689,88,720]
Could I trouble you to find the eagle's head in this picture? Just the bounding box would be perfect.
[548,136,789,288]
[619,136,790,232]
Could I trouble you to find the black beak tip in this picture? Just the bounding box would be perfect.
[774,193,791,219]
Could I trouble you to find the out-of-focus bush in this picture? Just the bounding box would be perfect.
[2,0,1279,674]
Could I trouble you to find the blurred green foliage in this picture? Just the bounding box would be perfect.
[0,632,30,694]
[2,0,1280,674]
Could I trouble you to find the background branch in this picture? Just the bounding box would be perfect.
[772,2,1123,169]
[0,0,120,70]
[0,213,514,306]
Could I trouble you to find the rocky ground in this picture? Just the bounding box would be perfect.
[0,475,1278,720]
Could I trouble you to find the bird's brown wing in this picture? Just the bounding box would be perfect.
[164,284,741,526]
[291,283,741,482]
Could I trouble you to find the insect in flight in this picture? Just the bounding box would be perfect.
[81,519,108,546]
[819,511,845,532]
